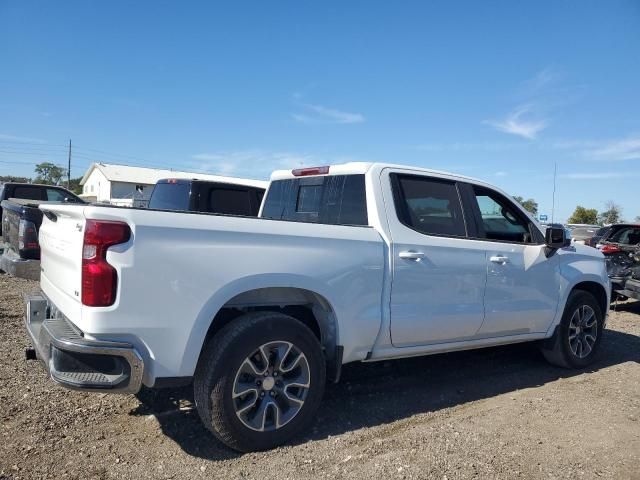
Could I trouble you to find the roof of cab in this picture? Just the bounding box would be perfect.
[270,161,489,186]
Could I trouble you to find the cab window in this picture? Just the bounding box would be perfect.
[391,174,467,237]
[470,186,534,243]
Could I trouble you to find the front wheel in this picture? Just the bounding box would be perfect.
[541,290,604,368]
[194,312,326,452]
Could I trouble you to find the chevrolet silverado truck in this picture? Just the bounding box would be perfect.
[24,163,610,452]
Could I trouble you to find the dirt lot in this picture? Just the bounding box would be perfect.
[1,274,639,480]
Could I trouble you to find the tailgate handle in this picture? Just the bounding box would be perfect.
[43,211,58,222]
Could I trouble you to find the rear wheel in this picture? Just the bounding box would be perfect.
[194,311,326,452]
[541,290,604,368]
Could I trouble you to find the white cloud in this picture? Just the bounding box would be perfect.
[292,103,365,124]
[484,105,547,140]
[494,171,508,177]
[0,133,45,143]
[519,67,558,96]
[589,136,640,161]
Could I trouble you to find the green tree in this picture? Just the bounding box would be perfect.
[567,206,598,225]
[67,177,83,195]
[0,175,31,183]
[599,201,622,225]
[513,195,539,216]
[34,162,66,185]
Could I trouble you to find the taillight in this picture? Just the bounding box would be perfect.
[601,244,621,254]
[291,166,330,177]
[82,220,131,307]
[18,219,39,251]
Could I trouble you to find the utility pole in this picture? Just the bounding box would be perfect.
[551,161,557,223]
[67,139,72,188]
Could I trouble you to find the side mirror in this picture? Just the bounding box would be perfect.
[545,225,567,249]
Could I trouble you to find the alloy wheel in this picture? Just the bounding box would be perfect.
[568,305,598,359]
[232,341,311,432]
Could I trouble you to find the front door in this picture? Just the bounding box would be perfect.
[463,185,560,335]
[384,171,487,347]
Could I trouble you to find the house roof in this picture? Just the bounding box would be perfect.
[80,163,268,189]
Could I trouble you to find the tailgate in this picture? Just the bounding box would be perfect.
[38,204,87,312]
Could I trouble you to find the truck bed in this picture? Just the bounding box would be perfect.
[38,203,386,384]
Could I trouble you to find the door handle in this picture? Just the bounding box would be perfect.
[399,251,425,260]
[489,255,509,264]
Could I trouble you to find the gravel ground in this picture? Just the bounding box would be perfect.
[1,273,639,480]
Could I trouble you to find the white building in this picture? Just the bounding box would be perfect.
[79,163,267,207]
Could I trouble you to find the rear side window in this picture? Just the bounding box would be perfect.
[208,188,253,216]
[262,174,368,226]
[391,174,466,237]
[148,183,191,210]
[12,186,43,200]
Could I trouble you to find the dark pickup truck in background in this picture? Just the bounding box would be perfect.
[1,199,45,259]
[0,183,84,237]
[0,183,84,261]
[148,178,267,216]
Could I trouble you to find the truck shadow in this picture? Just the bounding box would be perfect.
[131,318,640,461]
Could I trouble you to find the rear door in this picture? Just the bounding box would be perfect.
[383,169,487,347]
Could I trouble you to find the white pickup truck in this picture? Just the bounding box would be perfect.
[25,162,610,451]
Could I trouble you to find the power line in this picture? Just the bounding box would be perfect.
[0,140,67,148]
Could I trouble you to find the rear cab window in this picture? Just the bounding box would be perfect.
[261,174,368,226]
[148,182,192,211]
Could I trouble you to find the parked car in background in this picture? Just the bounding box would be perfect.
[571,226,599,245]
[0,183,83,236]
[592,224,640,250]
[25,162,610,452]
[599,224,640,299]
[148,178,267,216]
[586,226,611,248]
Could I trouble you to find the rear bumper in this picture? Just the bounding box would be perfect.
[24,292,144,394]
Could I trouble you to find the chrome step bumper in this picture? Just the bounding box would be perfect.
[24,292,144,394]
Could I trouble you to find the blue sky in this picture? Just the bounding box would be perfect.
[1,1,639,222]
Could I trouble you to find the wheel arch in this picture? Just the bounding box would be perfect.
[571,280,608,317]
[180,275,341,378]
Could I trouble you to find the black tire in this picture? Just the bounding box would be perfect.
[541,290,604,368]
[194,311,326,452]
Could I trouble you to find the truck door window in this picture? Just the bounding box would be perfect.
[209,188,253,216]
[12,186,43,200]
[391,174,466,237]
[471,187,533,243]
[46,189,67,202]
